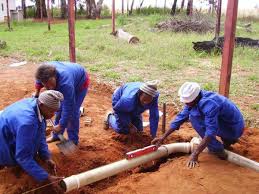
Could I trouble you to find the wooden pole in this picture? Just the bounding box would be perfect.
[68,0,76,62]
[47,0,51,31]
[219,0,238,97]
[162,103,166,134]
[6,0,11,31]
[112,0,116,34]
[215,0,222,40]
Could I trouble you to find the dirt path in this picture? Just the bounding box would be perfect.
[0,57,258,194]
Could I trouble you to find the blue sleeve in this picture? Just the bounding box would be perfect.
[38,123,50,160]
[170,106,190,130]
[113,97,134,113]
[59,84,75,129]
[200,100,220,137]
[149,97,159,138]
[15,123,49,182]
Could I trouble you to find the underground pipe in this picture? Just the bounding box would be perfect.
[61,142,194,192]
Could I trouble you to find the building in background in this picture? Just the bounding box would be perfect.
[0,0,17,22]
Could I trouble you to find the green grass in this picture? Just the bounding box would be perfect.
[0,15,259,126]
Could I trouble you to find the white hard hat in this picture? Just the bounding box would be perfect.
[178,82,201,103]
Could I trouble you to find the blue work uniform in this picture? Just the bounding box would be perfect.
[0,98,50,182]
[35,61,90,144]
[170,90,244,152]
[108,82,160,138]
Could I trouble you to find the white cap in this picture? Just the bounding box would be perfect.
[178,82,201,103]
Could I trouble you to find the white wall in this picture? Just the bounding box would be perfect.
[0,0,16,22]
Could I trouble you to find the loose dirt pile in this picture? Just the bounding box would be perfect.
[0,57,258,194]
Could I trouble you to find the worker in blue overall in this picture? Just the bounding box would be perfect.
[104,81,160,138]
[0,90,64,192]
[152,82,244,168]
[34,61,90,145]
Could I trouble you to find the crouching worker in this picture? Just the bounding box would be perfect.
[152,82,244,168]
[35,61,90,145]
[0,90,64,192]
[104,81,160,138]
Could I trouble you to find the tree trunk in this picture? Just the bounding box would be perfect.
[35,0,47,18]
[181,0,185,10]
[186,0,193,16]
[61,0,67,19]
[22,0,26,19]
[75,0,77,19]
[127,0,129,15]
[6,0,11,30]
[171,0,177,15]
[95,0,103,19]
[85,0,96,18]
[47,0,51,30]
[129,0,134,15]
[122,0,124,14]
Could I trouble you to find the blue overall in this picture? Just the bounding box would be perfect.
[36,61,89,145]
[170,90,244,152]
[108,82,159,138]
[0,98,50,182]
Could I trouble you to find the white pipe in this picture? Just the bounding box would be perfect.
[225,150,259,172]
[61,142,194,192]
[191,137,259,172]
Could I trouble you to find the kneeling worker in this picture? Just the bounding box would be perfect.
[0,90,64,191]
[104,81,160,138]
[152,82,244,168]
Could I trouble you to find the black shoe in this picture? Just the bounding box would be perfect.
[103,111,113,130]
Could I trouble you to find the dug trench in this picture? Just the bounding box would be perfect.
[0,58,258,194]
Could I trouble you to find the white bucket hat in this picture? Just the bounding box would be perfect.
[178,82,201,103]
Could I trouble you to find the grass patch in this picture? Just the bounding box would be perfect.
[0,15,259,125]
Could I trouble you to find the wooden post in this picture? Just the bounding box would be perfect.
[112,0,116,34]
[162,103,166,134]
[219,0,238,97]
[47,0,51,31]
[6,0,11,31]
[68,0,76,62]
[215,0,222,40]
[40,0,43,21]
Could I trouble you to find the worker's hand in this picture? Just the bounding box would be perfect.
[53,124,62,133]
[46,159,57,175]
[187,153,199,169]
[151,137,163,147]
[45,175,65,194]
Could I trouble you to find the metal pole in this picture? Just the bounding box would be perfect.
[162,103,166,134]
[219,0,238,97]
[6,0,11,31]
[112,0,116,34]
[68,0,76,62]
[215,0,222,40]
[47,0,51,31]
